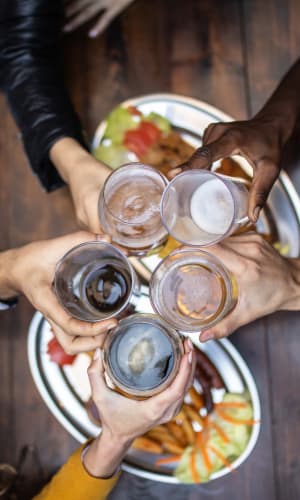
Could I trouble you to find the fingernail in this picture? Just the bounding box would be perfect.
[253,206,261,222]
[63,25,71,32]
[93,348,102,360]
[200,331,214,343]
[89,30,98,38]
[188,351,193,364]
[187,338,194,351]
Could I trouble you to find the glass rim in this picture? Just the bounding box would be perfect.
[149,247,234,332]
[100,162,168,225]
[160,170,240,246]
[54,240,136,322]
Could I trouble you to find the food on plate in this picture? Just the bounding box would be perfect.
[47,336,76,366]
[47,331,258,483]
[131,348,258,484]
[175,393,256,483]
[93,105,194,175]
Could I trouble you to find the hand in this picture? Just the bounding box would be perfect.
[199,233,300,342]
[50,138,111,233]
[83,338,195,477]
[6,231,117,354]
[169,116,284,223]
[64,0,135,38]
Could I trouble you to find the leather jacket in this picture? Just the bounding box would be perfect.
[0,0,87,191]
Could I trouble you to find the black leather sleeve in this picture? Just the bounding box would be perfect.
[0,0,88,191]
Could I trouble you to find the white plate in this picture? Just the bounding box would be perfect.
[28,311,261,484]
[93,93,300,278]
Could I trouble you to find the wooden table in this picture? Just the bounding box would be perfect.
[1,1,300,499]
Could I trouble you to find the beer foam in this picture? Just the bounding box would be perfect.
[190,178,234,235]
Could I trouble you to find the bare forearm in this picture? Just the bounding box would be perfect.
[83,430,132,478]
[0,249,19,299]
[284,258,300,311]
[50,137,110,186]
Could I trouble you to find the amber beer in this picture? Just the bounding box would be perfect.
[150,249,237,333]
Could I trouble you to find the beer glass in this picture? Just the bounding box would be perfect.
[150,248,237,333]
[54,241,139,322]
[160,170,249,246]
[103,313,184,398]
[98,163,168,255]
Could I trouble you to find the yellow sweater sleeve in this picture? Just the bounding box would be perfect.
[34,444,119,500]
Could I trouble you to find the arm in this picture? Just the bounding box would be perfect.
[34,338,195,499]
[170,59,300,222]
[33,444,119,500]
[0,232,117,353]
[198,233,300,342]
[0,0,88,192]
[0,0,111,232]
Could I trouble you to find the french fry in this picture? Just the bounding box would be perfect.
[177,409,195,445]
[183,404,204,427]
[132,436,163,454]
[166,422,187,447]
[146,427,185,455]
[147,427,176,443]
[162,441,185,455]
[189,387,204,410]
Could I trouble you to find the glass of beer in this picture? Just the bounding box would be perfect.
[150,248,237,333]
[160,170,249,246]
[54,241,139,322]
[98,163,168,256]
[103,313,184,399]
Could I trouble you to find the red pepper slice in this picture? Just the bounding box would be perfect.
[47,337,76,366]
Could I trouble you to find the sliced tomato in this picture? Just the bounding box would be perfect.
[139,121,161,143]
[126,105,142,116]
[124,129,150,156]
[123,121,161,157]
[47,337,76,366]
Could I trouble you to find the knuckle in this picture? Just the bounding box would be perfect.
[250,240,264,257]
[225,127,243,144]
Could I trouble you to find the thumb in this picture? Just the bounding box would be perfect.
[248,158,279,222]
[199,310,241,342]
[87,348,110,400]
[186,134,238,171]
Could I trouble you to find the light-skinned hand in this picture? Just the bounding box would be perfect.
[199,233,300,342]
[5,231,118,354]
[64,0,135,38]
[83,338,195,477]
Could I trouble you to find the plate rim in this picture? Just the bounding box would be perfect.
[27,311,261,484]
[92,92,300,227]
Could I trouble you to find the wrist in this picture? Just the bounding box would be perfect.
[280,259,300,311]
[83,429,132,478]
[49,137,92,184]
[255,105,297,146]
[0,248,21,299]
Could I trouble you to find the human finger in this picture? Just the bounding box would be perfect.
[64,3,102,32]
[202,122,227,145]
[185,132,240,171]
[88,3,122,37]
[42,288,117,337]
[49,321,108,355]
[65,0,94,18]
[88,348,111,399]
[199,307,243,342]
[248,158,279,222]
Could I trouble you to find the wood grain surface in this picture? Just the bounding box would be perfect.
[0,1,299,499]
